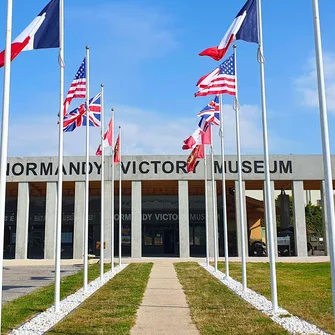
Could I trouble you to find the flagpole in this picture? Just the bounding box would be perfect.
[0,1,13,331]
[233,45,247,290]
[210,128,218,272]
[204,146,209,267]
[118,126,122,266]
[218,94,229,278]
[111,108,115,271]
[312,0,335,325]
[54,0,64,312]
[83,45,90,292]
[256,0,278,311]
[100,84,105,281]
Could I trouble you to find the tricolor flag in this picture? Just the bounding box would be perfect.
[114,135,120,163]
[0,0,59,68]
[186,144,204,173]
[195,55,236,97]
[199,0,258,61]
[96,119,113,156]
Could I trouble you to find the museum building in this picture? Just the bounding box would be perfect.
[3,155,331,260]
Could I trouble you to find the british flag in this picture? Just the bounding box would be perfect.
[197,95,220,131]
[63,93,101,132]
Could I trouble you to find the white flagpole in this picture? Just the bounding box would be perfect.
[210,128,218,272]
[204,147,209,267]
[256,0,278,311]
[118,126,122,266]
[83,45,90,292]
[0,1,13,331]
[54,0,64,312]
[100,84,105,281]
[312,0,335,324]
[111,108,115,271]
[219,94,229,278]
[233,45,247,290]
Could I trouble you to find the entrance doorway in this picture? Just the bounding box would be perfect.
[142,223,179,256]
[163,229,175,254]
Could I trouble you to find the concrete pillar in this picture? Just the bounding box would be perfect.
[178,180,189,258]
[73,181,85,259]
[15,182,30,259]
[235,181,248,257]
[320,180,330,256]
[263,181,278,257]
[104,181,112,259]
[44,182,57,259]
[207,180,216,258]
[131,181,142,258]
[292,181,308,257]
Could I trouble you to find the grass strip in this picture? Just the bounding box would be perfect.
[2,263,111,335]
[175,262,288,335]
[47,263,153,335]
[217,262,333,334]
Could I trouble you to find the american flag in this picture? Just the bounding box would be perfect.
[63,58,86,115]
[63,93,101,132]
[197,95,220,131]
[195,54,236,97]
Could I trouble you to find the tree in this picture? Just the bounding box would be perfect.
[275,196,323,236]
[305,203,323,236]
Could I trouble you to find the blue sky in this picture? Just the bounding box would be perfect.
[0,0,334,157]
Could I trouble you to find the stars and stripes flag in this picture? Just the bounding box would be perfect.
[195,55,236,97]
[63,93,101,132]
[63,58,87,115]
[199,0,258,61]
[197,95,220,131]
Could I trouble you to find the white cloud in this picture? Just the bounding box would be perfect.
[295,52,335,113]
[66,2,179,62]
[7,101,291,157]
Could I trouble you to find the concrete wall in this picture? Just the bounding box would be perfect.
[5,155,332,182]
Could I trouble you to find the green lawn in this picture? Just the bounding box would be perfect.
[218,262,333,334]
[2,263,111,335]
[47,263,153,335]
[175,262,288,335]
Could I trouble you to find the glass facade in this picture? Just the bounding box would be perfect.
[142,196,179,256]
[4,198,17,259]
[28,197,46,259]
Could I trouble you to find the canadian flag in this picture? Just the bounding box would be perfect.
[0,0,59,68]
[182,125,211,150]
[96,119,113,156]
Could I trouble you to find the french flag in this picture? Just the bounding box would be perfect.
[0,0,59,68]
[199,0,258,61]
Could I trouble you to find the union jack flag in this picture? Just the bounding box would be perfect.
[63,93,101,132]
[197,95,220,131]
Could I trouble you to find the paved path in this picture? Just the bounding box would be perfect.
[131,262,199,335]
[2,265,82,302]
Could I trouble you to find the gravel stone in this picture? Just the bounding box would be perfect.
[9,264,128,335]
[200,263,330,335]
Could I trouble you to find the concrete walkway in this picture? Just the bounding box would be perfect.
[131,262,199,335]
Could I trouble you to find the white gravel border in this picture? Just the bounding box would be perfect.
[9,264,128,335]
[200,263,329,335]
